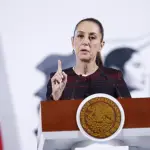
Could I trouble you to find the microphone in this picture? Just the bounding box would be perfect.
[113,84,123,99]
[99,68,123,99]
[84,76,91,98]
[71,79,77,100]
[71,70,123,99]
[71,74,91,99]
[71,74,82,100]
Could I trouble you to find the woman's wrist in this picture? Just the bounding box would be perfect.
[51,92,60,101]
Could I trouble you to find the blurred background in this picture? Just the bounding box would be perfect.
[0,0,150,150]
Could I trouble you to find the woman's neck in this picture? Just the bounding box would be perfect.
[73,61,98,76]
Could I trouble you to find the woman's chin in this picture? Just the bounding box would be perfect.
[80,58,90,62]
[79,56,91,62]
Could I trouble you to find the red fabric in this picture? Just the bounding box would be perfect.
[0,128,3,150]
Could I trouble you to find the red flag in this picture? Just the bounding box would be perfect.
[0,128,3,150]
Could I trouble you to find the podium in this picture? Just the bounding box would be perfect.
[38,98,150,150]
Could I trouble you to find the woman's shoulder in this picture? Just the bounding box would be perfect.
[100,66,123,78]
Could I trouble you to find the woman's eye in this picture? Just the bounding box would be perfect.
[90,36,96,40]
[77,34,84,38]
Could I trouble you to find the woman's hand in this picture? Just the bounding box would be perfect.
[51,60,67,100]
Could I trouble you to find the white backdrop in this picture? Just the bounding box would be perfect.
[0,0,150,150]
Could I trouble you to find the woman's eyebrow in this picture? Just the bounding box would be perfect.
[76,31,97,35]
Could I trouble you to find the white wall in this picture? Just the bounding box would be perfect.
[0,0,150,150]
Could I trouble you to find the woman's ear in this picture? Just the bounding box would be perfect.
[100,41,105,49]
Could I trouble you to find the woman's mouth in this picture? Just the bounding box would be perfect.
[80,49,89,52]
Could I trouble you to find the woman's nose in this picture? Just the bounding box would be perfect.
[82,36,90,45]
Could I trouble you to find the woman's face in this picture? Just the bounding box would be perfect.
[72,21,104,63]
[124,53,146,90]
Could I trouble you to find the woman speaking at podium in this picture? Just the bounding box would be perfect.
[46,18,131,101]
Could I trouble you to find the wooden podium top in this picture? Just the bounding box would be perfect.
[41,98,150,132]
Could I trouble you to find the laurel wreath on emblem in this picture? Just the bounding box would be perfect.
[76,93,125,142]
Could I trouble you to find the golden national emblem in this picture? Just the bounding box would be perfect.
[76,93,125,141]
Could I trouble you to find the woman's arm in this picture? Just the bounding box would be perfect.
[46,73,54,100]
[116,70,131,98]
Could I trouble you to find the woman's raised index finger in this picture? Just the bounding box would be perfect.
[57,60,62,73]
